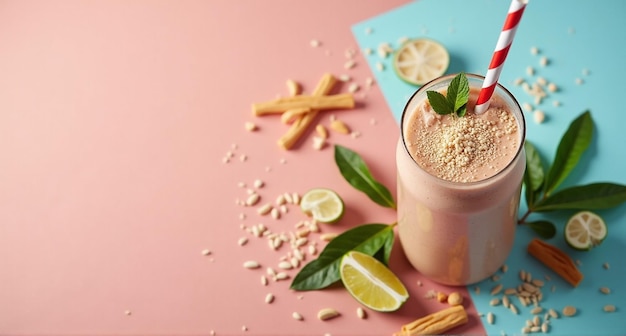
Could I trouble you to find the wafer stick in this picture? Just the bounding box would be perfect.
[527,238,583,287]
[252,93,353,116]
[277,73,337,149]
[393,305,468,336]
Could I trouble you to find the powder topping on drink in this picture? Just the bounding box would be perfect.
[405,90,520,183]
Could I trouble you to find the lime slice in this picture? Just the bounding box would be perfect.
[340,251,408,312]
[392,38,449,86]
[564,211,608,250]
[300,188,344,223]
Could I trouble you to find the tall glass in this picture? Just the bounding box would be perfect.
[396,74,526,286]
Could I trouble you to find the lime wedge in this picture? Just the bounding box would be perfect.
[340,251,408,312]
[392,38,449,86]
[300,188,344,223]
[564,211,607,250]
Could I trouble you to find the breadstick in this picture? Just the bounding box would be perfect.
[527,238,583,287]
[277,73,337,149]
[393,305,468,336]
[252,93,353,116]
[280,107,311,124]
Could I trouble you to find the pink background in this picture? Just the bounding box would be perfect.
[0,1,485,334]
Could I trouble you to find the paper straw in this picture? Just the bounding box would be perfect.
[475,0,528,114]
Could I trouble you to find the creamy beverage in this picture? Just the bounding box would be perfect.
[396,74,526,285]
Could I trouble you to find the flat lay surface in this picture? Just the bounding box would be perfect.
[1,1,625,335]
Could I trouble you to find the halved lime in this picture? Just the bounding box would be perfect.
[392,38,449,86]
[340,251,408,312]
[564,211,607,250]
[300,188,344,223]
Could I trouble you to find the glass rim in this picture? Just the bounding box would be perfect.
[399,73,527,187]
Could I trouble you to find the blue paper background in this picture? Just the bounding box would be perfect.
[353,1,626,334]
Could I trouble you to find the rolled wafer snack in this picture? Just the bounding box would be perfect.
[392,305,468,336]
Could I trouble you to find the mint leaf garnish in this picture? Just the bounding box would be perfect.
[427,72,469,117]
[426,91,452,115]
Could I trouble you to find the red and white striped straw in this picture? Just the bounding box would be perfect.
[475,0,528,114]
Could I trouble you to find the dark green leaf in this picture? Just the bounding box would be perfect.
[526,220,556,239]
[334,145,396,209]
[290,224,395,291]
[447,72,469,113]
[523,141,545,207]
[426,90,453,115]
[456,104,467,117]
[379,227,395,265]
[534,183,626,211]
[544,111,593,194]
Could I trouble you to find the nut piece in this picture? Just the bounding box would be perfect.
[436,292,448,303]
[447,292,463,306]
[604,305,616,313]
[244,121,258,131]
[330,119,350,134]
[562,305,577,317]
[356,307,367,319]
[286,79,301,96]
[243,260,260,269]
[317,308,340,321]
[316,124,328,139]
[599,287,611,295]
[292,311,304,321]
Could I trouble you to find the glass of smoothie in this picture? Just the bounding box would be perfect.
[396,73,526,286]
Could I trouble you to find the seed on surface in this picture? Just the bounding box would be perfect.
[308,244,317,255]
[310,39,320,47]
[533,110,545,124]
[375,62,385,72]
[292,192,300,205]
[201,249,211,256]
[344,59,356,69]
[604,305,616,312]
[526,66,535,76]
[245,193,260,206]
[270,208,280,220]
[265,293,274,304]
[532,279,545,287]
[320,233,337,241]
[275,272,289,280]
[357,307,367,319]
[523,282,538,293]
[317,308,340,321]
[539,56,549,66]
[315,124,328,139]
[547,82,558,92]
[242,325,248,331]
[501,264,509,273]
[278,261,293,270]
[489,298,501,306]
[447,292,463,306]
[244,122,258,132]
[243,260,260,269]
[532,315,541,327]
[509,303,519,315]
[603,262,610,270]
[562,305,577,317]
[530,46,539,55]
[238,237,248,246]
[504,288,517,295]
[575,77,584,85]
[257,203,272,215]
[261,275,268,286]
[490,284,503,296]
[312,136,326,150]
[502,295,510,308]
[239,154,247,162]
[548,308,558,319]
[541,322,549,333]
[600,287,611,295]
[283,192,293,204]
[487,312,495,325]
[292,312,304,321]
[519,270,527,281]
[521,326,530,334]
[348,83,360,93]
[530,326,541,333]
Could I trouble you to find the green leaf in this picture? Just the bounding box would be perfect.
[534,183,626,211]
[334,145,396,209]
[426,90,453,115]
[526,220,556,239]
[447,72,469,113]
[544,111,593,194]
[523,141,545,207]
[290,224,395,291]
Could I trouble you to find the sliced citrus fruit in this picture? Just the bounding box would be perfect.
[300,188,344,223]
[340,251,408,312]
[564,211,607,250]
[392,38,450,86]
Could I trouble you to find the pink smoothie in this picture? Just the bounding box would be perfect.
[396,74,526,285]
